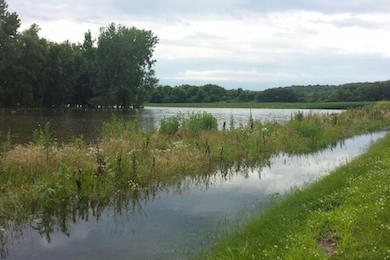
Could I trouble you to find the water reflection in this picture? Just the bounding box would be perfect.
[1,131,385,260]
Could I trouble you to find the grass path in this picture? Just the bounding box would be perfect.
[206,133,390,259]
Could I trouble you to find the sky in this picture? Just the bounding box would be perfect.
[7,0,390,90]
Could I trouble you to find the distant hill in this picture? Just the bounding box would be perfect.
[147,80,390,103]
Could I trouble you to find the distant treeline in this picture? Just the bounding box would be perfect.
[1,0,389,108]
[146,81,390,103]
[0,0,158,108]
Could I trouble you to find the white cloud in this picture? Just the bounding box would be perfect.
[7,1,390,88]
[169,69,313,82]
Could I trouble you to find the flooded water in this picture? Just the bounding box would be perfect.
[0,107,342,144]
[2,131,385,260]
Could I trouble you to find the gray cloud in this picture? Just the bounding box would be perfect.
[7,0,390,89]
[9,0,390,22]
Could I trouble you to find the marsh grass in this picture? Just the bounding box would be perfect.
[0,102,390,254]
[159,116,180,135]
[182,112,218,135]
[1,129,11,154]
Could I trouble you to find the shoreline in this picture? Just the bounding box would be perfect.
[206,132,390,259]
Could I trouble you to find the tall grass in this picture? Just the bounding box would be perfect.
[182,112,218,135]
[1,129,12,153]
[159,116,180,135]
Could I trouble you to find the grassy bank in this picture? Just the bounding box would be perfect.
[0,102,390,251]
[145,101,374,110]
[205,131,390,259]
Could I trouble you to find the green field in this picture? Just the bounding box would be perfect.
[145,101,374,110]
[205,132,390,259]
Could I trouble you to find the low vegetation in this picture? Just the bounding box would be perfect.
[0,102,390,256]
[205,128,390,259]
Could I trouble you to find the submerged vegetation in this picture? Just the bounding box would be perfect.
[205,126,390,259]
[0,102,390,256]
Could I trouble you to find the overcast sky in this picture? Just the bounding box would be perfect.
[7,0,390,90]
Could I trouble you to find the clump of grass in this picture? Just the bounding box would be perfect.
[182,112,218,135]
[229,113,235,130]
[101,118,139,139]
[72,135,85,149]
[159,116,180,135]
[2,129,12,153]
[33,122,56,162]
[248,109,254,131]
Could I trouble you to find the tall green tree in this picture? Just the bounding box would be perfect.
[96,23,158,107]
[18,24,48,106]
[73,31,96,105]
[0,0,21,107]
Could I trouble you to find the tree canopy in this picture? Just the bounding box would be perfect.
[145,81,390,104]
[0,0,158,108]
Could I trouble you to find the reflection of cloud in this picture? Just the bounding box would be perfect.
[39,224,90,249]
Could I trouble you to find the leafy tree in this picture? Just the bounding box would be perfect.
[0,0,21,107]
[96,23,158,107]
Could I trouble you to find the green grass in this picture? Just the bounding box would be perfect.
[205,132,390,259]
[145,101,374,110]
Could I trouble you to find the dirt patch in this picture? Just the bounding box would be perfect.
[317,234,340,256]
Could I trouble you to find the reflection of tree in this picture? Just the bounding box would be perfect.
[0,158,270,258]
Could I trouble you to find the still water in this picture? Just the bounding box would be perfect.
[3,131,385,260]
[0,107,343,144]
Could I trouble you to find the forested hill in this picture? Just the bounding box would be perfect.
[146,81,390,104]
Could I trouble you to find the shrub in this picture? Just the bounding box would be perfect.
[183,112,218,135]
[159,116,180,135]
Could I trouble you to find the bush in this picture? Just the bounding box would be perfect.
[159,116,180,135]
[183,112,217,135]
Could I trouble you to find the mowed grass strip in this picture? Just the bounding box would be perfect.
[205,133,390,259]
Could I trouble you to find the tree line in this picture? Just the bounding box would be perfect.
[1,0,389,108]
[146,81,390,103]
[0,0,158,108]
